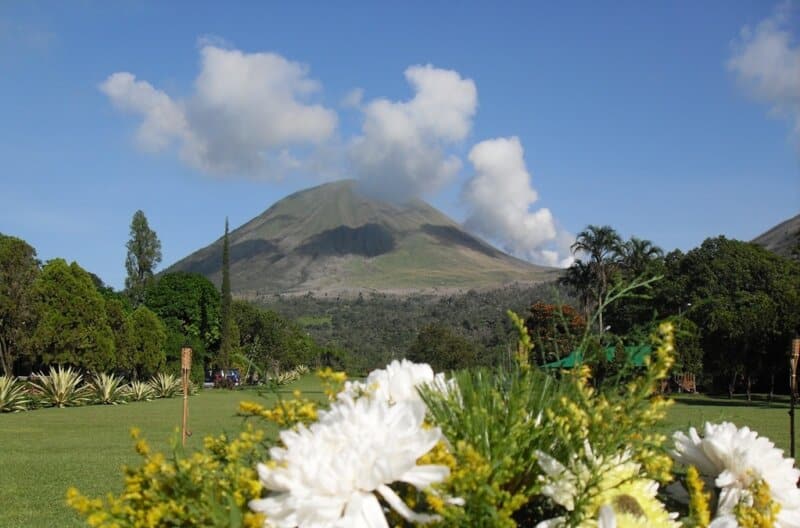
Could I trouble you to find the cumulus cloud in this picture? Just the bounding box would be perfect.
[350,65,477,201]
[462,137,574,268]
[100,45,337,177]
[728,3,800,152]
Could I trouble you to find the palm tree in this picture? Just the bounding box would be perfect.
[620,237,663,277]
[569,225,623,332]
[559,258,594,320]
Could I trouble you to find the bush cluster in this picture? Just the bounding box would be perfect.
[0,366,188,412]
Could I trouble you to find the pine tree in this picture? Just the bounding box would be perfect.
[219,218,233,368]
[124,210,162,306]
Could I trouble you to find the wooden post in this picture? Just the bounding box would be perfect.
[791,339,800,460]
[181,347,192,447]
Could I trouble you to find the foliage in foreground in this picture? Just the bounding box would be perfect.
[68,290,800,527]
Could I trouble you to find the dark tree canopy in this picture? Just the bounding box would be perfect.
[657,237,800,395]
[407,323,478,372]
[232,300,318,374]
[30,259,115,372]
[525,302,586,364]
[0,234,40,375]
[128,306,167,379]
[125,210,162,306]
[144,272,220,352]
[105,297,134,372]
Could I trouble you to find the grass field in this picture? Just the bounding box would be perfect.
[0,376,324,528]
[0,384,796,527]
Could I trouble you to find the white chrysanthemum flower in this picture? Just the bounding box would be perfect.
[250,394,449,528]
[341,359,452,406]
[536,442,679,528]
[672,421,800,527]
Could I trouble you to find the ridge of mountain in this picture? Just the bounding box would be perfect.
[165,180,558,297]
[751,213,800,259]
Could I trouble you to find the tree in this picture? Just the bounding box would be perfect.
[660,237,800,396]
[568,225,623,332]
[219,218,233,368]
[30,259,115,371]
[559,259,593,320]
[125,210,162,306]
[619,237,663,277]
[0,234,40,375]
[524,302,586,364]
[407,324,478,372]
[105,298,134,372]
[129,306,167,379]
[144,272,220,350]
[232,300,318,374]
[144,272,220,372]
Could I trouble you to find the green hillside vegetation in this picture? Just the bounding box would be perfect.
[261,282,567,373]
[165,180,557,296]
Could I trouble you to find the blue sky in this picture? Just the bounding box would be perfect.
[1,1,798,289]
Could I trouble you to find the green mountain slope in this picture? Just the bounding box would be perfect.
[165,180,558,296]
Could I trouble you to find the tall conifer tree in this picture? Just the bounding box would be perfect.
[219,218,232,367]
[124,210,161,307]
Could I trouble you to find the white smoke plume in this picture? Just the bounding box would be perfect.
[349,64,477,201]
[462,137,574,267]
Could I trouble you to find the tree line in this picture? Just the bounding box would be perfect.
[558,225,800,396]
[0,212,325,382]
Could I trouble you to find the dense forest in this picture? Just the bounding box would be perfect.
[259,282,568,373]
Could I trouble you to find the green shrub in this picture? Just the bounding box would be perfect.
[147,373,181,398]
[0,375,31,412]
[28,366,90,408]
[123,380,154,402]
[90,373,128,405]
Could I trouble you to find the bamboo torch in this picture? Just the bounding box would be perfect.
[181,347,192,447]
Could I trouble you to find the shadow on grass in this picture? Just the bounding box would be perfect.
[672,393,791,409]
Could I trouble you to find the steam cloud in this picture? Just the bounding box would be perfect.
[462,137,574,267]
[349,65,477,201]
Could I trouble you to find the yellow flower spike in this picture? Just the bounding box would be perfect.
[686,466,711,528]
[735,478,781,528]
[134,439,150,457]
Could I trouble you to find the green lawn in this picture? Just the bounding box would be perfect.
[0,376,323,528]
[0,386,796,527]
[664,392,795,453]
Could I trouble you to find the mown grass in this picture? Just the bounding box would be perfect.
[0,384,795,527]
[664,392,794,452]
[0,376,323,528]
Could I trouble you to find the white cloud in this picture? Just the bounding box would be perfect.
[462,137,574,267]
[728,3,800,153]
[350,65,477,200]
[100,45,337,177]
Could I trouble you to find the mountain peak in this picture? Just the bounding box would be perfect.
[166,179,557,297]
